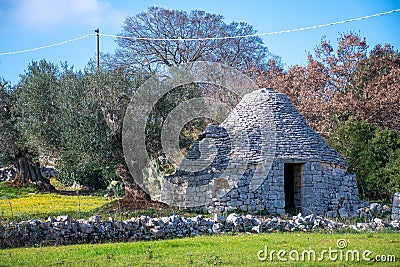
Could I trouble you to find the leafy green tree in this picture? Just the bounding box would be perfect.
[2,60,148,197]
[358,130,400,200]
[329,118,400,201]
[0,66,55,190]
[53,66,113,189]
[327,118,376,173]
[15,61,61,155]
[55,66,149,197]
[0,78,16,167]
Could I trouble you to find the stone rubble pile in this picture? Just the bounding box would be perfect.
[0,166,57,182]
[1,213,399,248]
[0,166,16,182]
[357,202,392,219]
[392,193,400,220]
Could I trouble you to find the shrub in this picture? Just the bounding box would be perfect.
[328,118,400,201]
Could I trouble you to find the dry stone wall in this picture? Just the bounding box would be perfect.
[1,213,399,248]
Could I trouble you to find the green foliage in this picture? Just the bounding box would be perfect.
[15,61,61,157]
[57,163,113,189]
[0,78,18,166]
[142,158,168,195]
[11,60,146,189]
[143,82,240,176]
[329,118,400,201]
[0,182,38,199]
[106,180,124,198]
[144,83,204,168]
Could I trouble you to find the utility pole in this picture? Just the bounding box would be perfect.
[95,28,100,71]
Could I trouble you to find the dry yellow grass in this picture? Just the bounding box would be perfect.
[0,193,110,220]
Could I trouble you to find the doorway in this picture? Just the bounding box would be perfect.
[284,163,303,213]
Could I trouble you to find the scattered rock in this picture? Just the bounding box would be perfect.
[357,202,393,219]
[370,203,382,216]
[89,215,102,223]
[213,214,225,223]
[56,215,72,223]
[0,166,16,182]
[251,225,262,233]
[226,213,241,226]
[392,193,400,220]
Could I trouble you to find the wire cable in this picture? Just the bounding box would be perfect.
[0,33,94,56]
[0,8,399,56]
[100,8,400,41]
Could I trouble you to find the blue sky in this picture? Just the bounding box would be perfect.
[0,0,399,85]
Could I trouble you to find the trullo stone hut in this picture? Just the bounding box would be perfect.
[160,88,361,217]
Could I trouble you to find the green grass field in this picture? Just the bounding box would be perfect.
[0,232,399,266]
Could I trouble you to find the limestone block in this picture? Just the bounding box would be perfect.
[391,192,400,220]
[276,200,285,209]
[240,205,248,211]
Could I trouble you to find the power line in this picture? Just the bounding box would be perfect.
[101,8,400,41]
[0,33,94,56]
[0,8,399,56]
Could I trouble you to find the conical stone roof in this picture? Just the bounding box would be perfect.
[238,88,348,166]
[184,88,347,168]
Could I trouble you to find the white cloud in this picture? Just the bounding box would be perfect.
[12,0,126,32]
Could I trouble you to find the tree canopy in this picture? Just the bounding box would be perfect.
[257,32,400,136]
[108,7,279,74]
[0,79,16,167]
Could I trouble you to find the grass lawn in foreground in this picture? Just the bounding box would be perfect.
[0,232,399,266]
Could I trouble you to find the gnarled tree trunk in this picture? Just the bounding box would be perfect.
[11,156,55,191]
[116,164,150,201]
